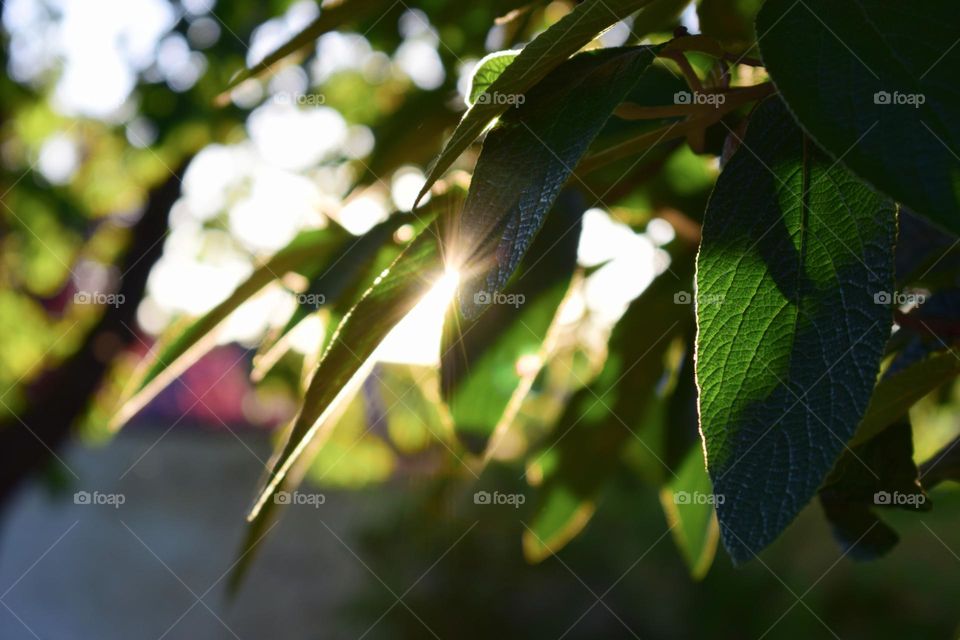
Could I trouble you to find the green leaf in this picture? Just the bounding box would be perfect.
[523,250,693,561]
[819,419,928,560]
[456,46,658,318]
[757,0,960,233]
[112,227,347,430]
[697,0,764,47]
[522,484,597,563]
[415,0,659,207]
[251,215,411,381]
[466,51,519,107]
[920,433,960,488]
[442,190,583,451]
[247,192,463,519]
[659,446,720,580]
[216,0,385,101]
[695,97,896,563]
[852,349,960,447]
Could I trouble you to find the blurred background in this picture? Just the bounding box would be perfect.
[1,0,959,638]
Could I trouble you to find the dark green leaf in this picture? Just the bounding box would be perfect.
[820,419,927,560]
[696,96,896,563]
[415,0,660,207]
[697,0,764,47]
[757,0,960,233]
[456,46,658,318]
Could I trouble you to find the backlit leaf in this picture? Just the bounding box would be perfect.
[696,97,896,563]
[456,46,658,318]
[247,192,464,519]
[415,0,660,207]
[442,190,583,451]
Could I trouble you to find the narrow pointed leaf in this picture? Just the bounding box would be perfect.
[852,350,960,447]
[248,194,463,519]
[251,215,411,381]
[456,46,658,318]
[695,97,896,563]
[442,190,583,451]
[524,253,692,561]
[414,0,659,207]
[112,228,346,430]
[659,446,720,580]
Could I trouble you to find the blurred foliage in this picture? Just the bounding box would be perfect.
[2,2,960,634]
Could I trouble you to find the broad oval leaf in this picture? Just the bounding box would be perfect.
[757,0,960,233]
[414,0,660,208]
[456,46,658,318]
[695,97,896,563]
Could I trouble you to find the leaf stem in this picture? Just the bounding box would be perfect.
[578,83,774,173]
